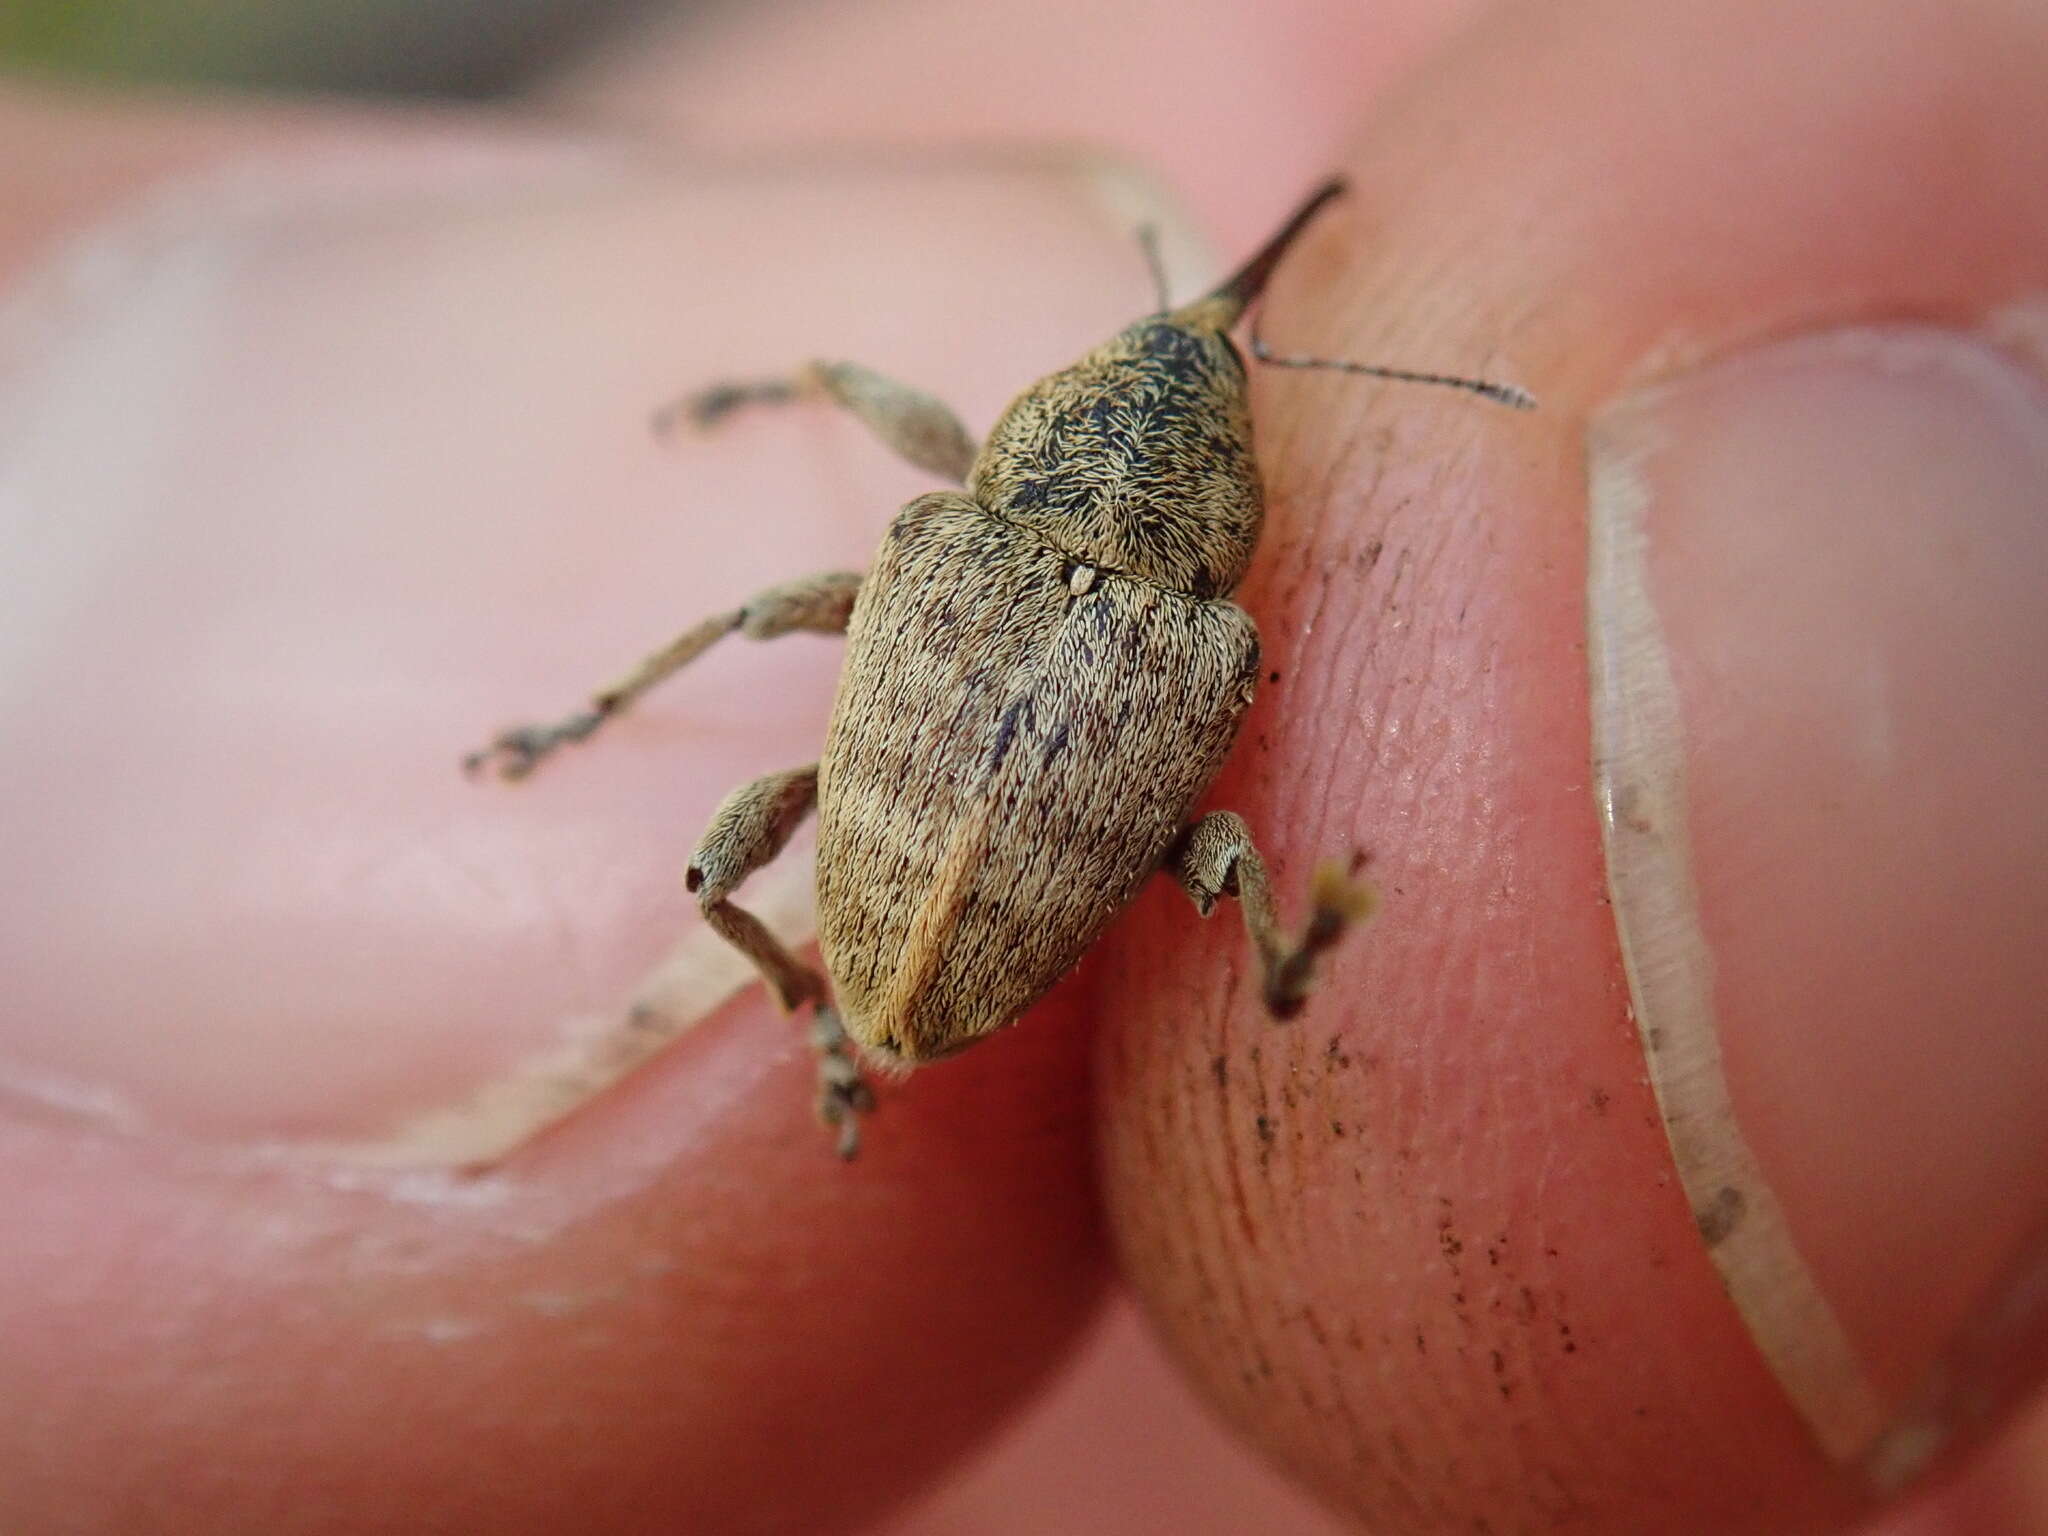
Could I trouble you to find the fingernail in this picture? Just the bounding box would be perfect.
[1587,322,2048,1472]
[0,140,1190,1166]
[1863,1218,2048,1494]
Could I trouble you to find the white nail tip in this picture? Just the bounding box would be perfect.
[1587,405,1888,1464]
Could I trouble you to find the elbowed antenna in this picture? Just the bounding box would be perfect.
[1251,315,1537,411]
[1189,175,1536,411]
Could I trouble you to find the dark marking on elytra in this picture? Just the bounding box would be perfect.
[986,694,1033,775]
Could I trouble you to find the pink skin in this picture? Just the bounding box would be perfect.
[1101,0,2048,1528]
[2,1,2046,1534]
[0,140,1122,1535]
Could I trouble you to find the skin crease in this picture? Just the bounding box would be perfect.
[0,3,2045,1536]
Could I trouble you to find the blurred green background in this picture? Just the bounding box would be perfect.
[0,0,682,97]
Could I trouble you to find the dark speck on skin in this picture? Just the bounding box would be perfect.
[1695,1186,1747,1246]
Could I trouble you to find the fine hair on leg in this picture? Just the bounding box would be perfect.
[464,571,861,780]
[655,359,979,484]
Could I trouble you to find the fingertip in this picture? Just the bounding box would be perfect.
[0,976,1108,1534]
[0,122,1172,1533]
[1095,0,2048,1530]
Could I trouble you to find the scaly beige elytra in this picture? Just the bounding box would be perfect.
[467,179,1532,1157]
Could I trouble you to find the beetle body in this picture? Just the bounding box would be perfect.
[818,305,1268,1064]
[468,180,1436,1154]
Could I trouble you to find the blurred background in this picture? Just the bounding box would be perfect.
[0,0,674,97]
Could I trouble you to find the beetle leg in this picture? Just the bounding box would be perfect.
[464,570,861,780]
[687,764,875,1158]
[654,359,979,485]
[1168,811,1378,1019]
[810,1005,876,1161]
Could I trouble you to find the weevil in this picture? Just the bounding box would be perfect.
[466,178,1533,1157]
